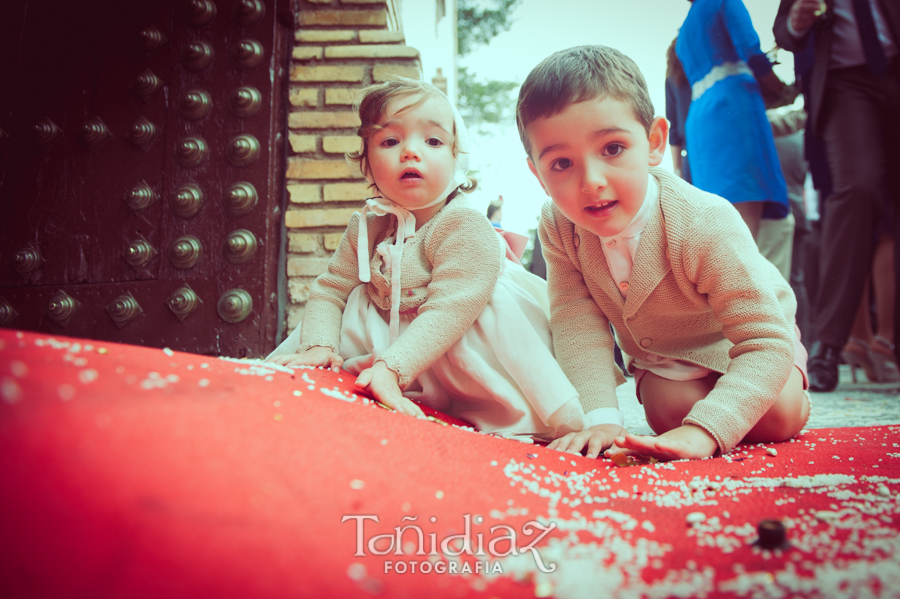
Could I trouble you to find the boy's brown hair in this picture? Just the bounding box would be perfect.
[516,45,655,157]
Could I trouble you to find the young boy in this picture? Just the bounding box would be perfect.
[518,45,810,461]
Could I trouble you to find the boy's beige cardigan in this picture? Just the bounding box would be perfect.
[539,167,797,454]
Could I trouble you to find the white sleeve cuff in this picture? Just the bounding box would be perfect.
[586,408,625,428]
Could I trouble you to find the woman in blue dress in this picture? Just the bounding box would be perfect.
[676,0,789,238]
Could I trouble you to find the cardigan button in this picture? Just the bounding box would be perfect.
[573,233,580,248]
[640,337,652,348]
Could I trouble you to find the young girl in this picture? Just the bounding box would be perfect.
[268,79,587,439]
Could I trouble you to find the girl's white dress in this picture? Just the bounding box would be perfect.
[270,230,584,438]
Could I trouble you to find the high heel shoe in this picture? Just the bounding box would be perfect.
[841,337,877,383]
[869,335,900,383]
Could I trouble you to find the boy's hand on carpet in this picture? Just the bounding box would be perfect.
[355,361,425,418]
[267,346,344,370]
[606,424,718,461]
[548,424,626,459]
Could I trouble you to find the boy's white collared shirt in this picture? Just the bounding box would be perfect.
[598,174,658,298]
[595,174,712,392]
[579,177,657,431]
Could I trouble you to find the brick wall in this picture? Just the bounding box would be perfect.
[285,0,421,335]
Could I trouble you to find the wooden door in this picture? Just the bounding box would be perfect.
[0,0,289,357]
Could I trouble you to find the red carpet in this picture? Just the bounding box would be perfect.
[1,329,899,598]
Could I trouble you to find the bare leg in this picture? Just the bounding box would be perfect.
[872,234,895,344]
[734,201,764,240]
[638,371,719,435]
[639,367,808,444]
[743,368,808,443]
[849,280,873,344]
[869,234,899,380]
[843,280,877,382]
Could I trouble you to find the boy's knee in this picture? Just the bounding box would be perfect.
[643,394,701,435]
[644,406,683,436]
[757,374,808,442]
[762,402,805,441]
[640,371,718,435]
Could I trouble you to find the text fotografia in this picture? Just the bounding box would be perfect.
[386,559,502,575]
[342,514,557,574]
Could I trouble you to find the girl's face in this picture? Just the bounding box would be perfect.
[367,94,456,222]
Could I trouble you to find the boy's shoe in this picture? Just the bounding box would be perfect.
[808,341,841,392]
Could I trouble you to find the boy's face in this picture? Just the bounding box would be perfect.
[526,97,667,238]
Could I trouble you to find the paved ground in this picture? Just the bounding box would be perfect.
[617,364,899,435]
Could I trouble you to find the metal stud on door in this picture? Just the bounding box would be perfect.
[185,0,217,26]
[167,285,203,322]
[106,292,144,328]
[179,90,212,120]
[13,247,43,278]
[183,41,215,71]
[171,184,205,218]
[175,136,208,167]
[79,117,112,149]
[233,0,265,26]
[131,70,164,102]
[227,135,260,166]
[126,117,160,150]
[169,236,203,270]
[0,298,17,327]
[230,39,264,69]
[223,229,258,264]
[126,181,158,214]
[33,117,62,150]
[137,25,167,55]
[224,182,258,216]
[124,239,158,271]
[47,291,80,326]
[229,87,261,117]
[218,289,252,323]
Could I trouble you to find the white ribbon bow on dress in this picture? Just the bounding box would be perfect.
[356,196,421,343]
[355,95,471,344]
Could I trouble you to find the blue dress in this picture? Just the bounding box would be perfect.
[676,0,789,219]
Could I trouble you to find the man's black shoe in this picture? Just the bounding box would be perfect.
[807,341,841,393]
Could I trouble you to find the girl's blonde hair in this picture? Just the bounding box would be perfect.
[347,77,476,198]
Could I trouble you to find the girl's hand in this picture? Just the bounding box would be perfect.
[605,424,718,462]
[267,346,344,370]
[355,361,425,418]
[548,424,626,459]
